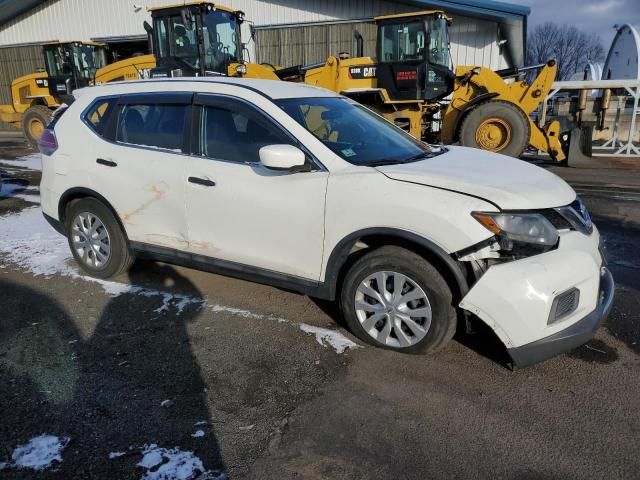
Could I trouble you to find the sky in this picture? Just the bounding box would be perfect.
[507,0,640,53]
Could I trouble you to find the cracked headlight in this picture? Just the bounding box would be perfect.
[472,212,559,252]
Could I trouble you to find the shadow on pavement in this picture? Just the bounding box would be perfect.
[0,267,225,478]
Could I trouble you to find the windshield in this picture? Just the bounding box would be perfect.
[202,10,240,72]
[276,97,435,166]
[158,10,239,74]
[428,17,450,67]
[379,21,426,62]
[74,44,106,79]
[166,15,200,69]
[43,44,106,79]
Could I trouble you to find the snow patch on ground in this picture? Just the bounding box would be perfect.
[300,324,360,354]
[14,193,40,202]
[0,207,73,277]
[0,153,42,171]
[0,207,204,313]
[191,430,205,438]
[209,304,264,319]
[109,451,127,459]
[138,444,218,480]
[8,435,69,471]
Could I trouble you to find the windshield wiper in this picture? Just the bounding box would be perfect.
[367,159,405,167]
[365,148,440,167]
[402,152,432,163]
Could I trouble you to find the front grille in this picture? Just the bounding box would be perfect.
[548,288,580,325]
[542,209,572,230]
[553,202,593,235]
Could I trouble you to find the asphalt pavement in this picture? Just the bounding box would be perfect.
[0,137,638,479]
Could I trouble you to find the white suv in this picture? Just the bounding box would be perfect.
[38,78,613,367]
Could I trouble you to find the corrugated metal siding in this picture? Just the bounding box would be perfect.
[255,15,508,69]
[256,22,377,66]
[0,0,414,46]
[0,44,42,131]
[450,15,507,69]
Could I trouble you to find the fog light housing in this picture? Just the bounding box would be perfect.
[548,288,580,325]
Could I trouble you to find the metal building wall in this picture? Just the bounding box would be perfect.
[0,0,510,70]
[0,0,413,45]
[0,44,43,131]
[254,14,507,70]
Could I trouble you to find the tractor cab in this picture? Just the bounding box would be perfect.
[375,11,454,102]
[42,41,107,97]
[149,1,244,77]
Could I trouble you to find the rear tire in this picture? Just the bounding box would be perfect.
[459,100,530,158]
[65,198,134,279]
[22,105,54,147]
[339,246,456,354]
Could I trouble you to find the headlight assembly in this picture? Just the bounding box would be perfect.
[472,212,559,254]
[556,196,593,235]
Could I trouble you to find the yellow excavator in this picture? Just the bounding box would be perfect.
[0,41,154,145]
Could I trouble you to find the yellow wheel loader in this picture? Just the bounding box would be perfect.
[270,11,566,161]
[146,1,278,80]
[0,41,155,146]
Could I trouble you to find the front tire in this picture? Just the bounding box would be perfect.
[22,105,54,147]
[65,198,134,279]
[340,246,456,354]
[459,100,531,158]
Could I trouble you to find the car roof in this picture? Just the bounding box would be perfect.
[74,77,338,101]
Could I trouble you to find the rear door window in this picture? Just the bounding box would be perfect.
[116,102,187,152]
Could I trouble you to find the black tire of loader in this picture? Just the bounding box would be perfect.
[22,105,54,147]
[459,100,531,158]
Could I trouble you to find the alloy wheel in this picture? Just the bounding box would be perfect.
[71,212,111,269]
[354,271,432,348]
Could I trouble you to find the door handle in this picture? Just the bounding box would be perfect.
[188,176,216,187]
[96,158,117,167]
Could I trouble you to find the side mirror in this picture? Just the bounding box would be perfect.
[259,144,307,171]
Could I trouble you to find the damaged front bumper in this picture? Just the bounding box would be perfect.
[508,267,614,367]
[459,227,613,367]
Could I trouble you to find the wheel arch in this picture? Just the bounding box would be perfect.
[58,187,129,240]
[322,228,469,302]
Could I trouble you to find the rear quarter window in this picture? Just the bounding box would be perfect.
[84,98,117,136]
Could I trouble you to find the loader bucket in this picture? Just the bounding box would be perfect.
[566,125,601,167]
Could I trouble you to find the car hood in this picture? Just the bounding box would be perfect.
[376,146,576,210]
